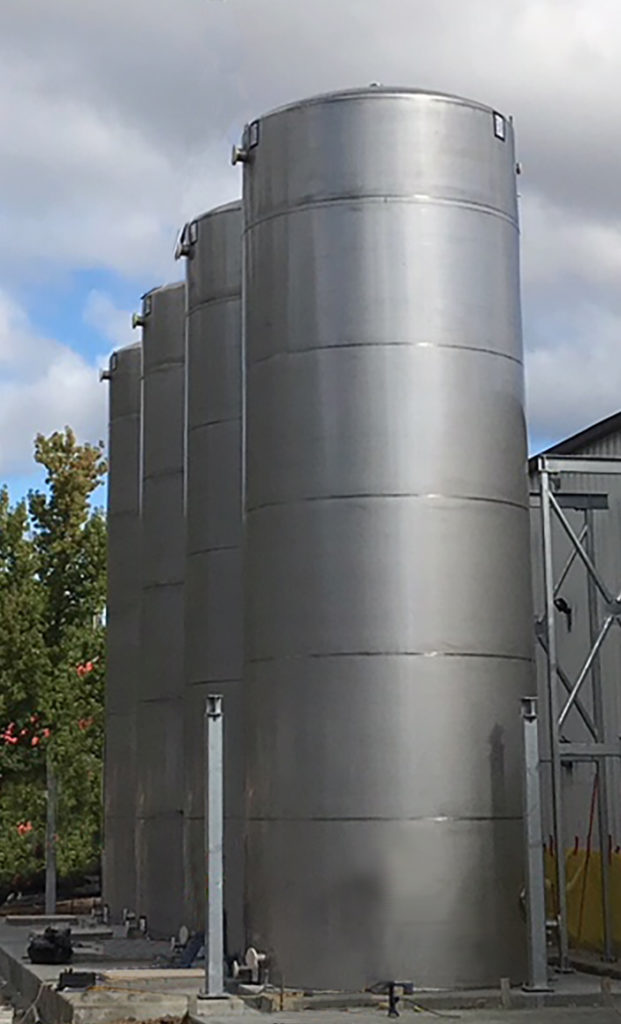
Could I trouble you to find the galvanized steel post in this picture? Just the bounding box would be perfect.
[539,465,570,969]
[585,508,614,961]
[521,697,550,992]
[204,695,224,997]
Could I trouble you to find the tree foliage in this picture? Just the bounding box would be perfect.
[0,428,107,895]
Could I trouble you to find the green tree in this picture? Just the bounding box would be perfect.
[0,428,107,894]
[0,490,48,889]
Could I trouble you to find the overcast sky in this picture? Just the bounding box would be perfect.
[1,0,620,491]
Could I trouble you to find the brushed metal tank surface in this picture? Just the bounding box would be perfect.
[181,203,244,945]
[241,88,534,989]
[103,343,141,922]
[136,282,185,938]
[135,814,184,938]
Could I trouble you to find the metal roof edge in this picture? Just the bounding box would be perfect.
[528,409,621,473]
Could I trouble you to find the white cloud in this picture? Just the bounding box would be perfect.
[521,193,621,290]
[83,291,135,351]
[525,304,621,444]
[0,0,621,449]
[0,293,106,477]
[4,0,621,283]
[0,45,237,286]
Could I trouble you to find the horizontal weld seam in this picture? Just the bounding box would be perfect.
[142,580,184,591]
[249,652,534,664]
[187,544,240,555]
[143,469,183,482]
[186,678,242,686]
[143,359,184,374]
[247,494,529,513]
[187,291,240,314]
[244,193,518,232]
[259,91,495,117]
[135,812,183,819]
[245,815,523,823]
[138,697,181,704]
[248,341,523,367]
[110,411,140,423]
[187,416,240,429]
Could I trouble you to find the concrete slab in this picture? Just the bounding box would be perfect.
[100,968,204,990]
[565,951,621,979]
[2,918,621,1024]
[246,1013,621,1024]
[39,928,114,941]
[66,986,192,1024]
[236,968,621,1013]
[0,919,226,1024]
[6,915,79,927]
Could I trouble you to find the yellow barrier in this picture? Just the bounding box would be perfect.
[545,846,621,952]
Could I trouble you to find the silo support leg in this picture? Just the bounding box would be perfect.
[201,695,225,999]
[521,697,551,992]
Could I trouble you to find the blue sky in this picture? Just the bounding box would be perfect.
[22,271,141,358]
[2,0,621,503]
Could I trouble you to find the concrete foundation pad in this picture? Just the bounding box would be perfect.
[98,969,205,993]
[189,996,253,1017]
[240,979,621,1014]
[6,915,79,927]
[253,1014,621,1024]
[0,938,73,1023]
[2,920,621,1024]
[565,953,621,980]
[105,968,204,982]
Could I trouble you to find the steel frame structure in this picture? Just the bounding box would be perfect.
[532,455,621,972]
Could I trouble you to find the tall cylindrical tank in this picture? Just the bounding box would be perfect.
[103,342,142,921]
[180,202,244,951]
[135,282,186,938]
[239,88,534,989]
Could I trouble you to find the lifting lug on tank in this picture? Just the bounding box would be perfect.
[174,221,197,260]
[231,144,249,165]
[232,121,260,165]
[100,351,117,382]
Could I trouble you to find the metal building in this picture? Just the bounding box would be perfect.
[236,88,534,989]
[178,202,244,951]
[529,413,621,962]
[103,342,142,921]
[135,282,186,938]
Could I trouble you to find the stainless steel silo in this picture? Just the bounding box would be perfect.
[103,342,141,921]
[135,282,186,938]
[238,88,534,989]
[179,202,244,952]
